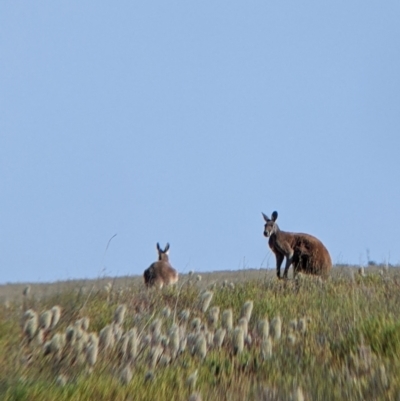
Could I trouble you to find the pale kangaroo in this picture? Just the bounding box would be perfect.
[262,211,332,279]
[143,243,179,289]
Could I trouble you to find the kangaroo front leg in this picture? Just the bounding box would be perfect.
[283,251,294,279]
[275,253,284,279]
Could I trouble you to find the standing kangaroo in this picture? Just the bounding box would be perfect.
[143,243,179,289]
[262,211,332,279]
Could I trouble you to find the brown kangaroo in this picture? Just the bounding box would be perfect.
[143,243,179,289]
[262,211,332,279]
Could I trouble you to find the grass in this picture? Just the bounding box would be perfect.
[1,267,400,400]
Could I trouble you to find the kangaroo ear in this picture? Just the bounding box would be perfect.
[156,243,161,252]
[271,211,278,221]
[262,212,270,222]
[164,243,170,252]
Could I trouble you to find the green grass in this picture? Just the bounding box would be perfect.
[1,268,400,400]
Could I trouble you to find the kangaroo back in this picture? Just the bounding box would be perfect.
[143,243,179,289]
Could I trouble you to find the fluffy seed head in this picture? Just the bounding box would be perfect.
[36,329,45,346]
[159,354,171,367]
[39,310,52,331]
[240,301,253,322]
[261,337,273,360]
[221,309,233,331]
[186,370,198,391]
[120,364,133,385]
[199,291,213,313]
[238,317,248,338]
[169,326,180,358]
[270,316,282,341]
[114,304,127,326]
[99,325,114,351]
[289,319,298,332]
[257,319,269,340]
[191,318,202,333]
[213,328,226,349]
[127,328,138,361]
[194,333,207,360]
[148,345,163,368]
[50,306,62,329]
[297,318,307,334]
[207,306,220,329]
[50,333,66,354]
[150,319,162,337]
[292,386,305,401]
[65,326,76,345]
[86,341,98,367]
[189,393,202,401]
[287,333,296,345]
[24,317,38,340]
[179,309,190,322]
[78,317,90,332]
[161,307,171,319]
[233,327,244,355]
[56,374,68,387]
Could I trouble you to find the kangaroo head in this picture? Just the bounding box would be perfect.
[156,242,170,262]
[262,211,279,237]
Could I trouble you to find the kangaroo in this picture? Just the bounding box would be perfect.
[262,211,332,279]
[143,243,179,289]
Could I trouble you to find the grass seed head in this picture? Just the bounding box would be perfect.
[199,291,213,313]
[169,326,180,358]
[270,316,282,341]
[86,341,99,367]
[186,370,198,391]
[78,316,90,332]
[287,333,296,345]
[233,327,244,355]
[213,328,226,349]
[257,319,269,340]
[191,317,202,333]
[238,317,248,337]
[39,310,52,331]
[56,374,68,387]
[297,318,307,334]
[207,306,220,329]
[188,393,202,401]
[148,345,163,368]
[50,306,62,329]
[221,309,233,331]
[99,325,115,351]
[289,319,298,332]
[240,300,253,322]
[127,328,138,361]
[179,309,191,323]
[292,386,305,401]
[120,364,133,385]
[36,329,45,346]
[194,333,207,360]
[150,318,162,337]
[261,337,273,360]
[161,306,171,319]
[24,317,38,341]
[114,304,127,326]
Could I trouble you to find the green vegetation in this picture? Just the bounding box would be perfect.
[1,268,400,400]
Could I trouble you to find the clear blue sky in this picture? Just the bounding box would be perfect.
[1,2,399,283]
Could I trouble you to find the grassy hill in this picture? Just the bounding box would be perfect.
[1,266,400,400]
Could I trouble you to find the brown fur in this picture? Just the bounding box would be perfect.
[143,243,179,289]
[262,211,332,279]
